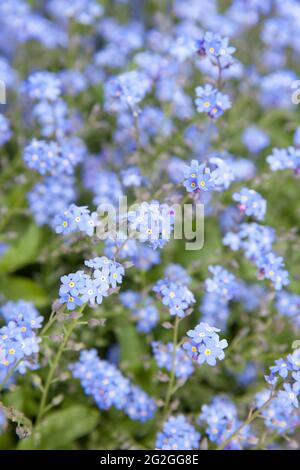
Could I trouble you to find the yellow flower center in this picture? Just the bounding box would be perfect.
[204,348,211,356]
[9,348,15,355]
[204,101,210,108]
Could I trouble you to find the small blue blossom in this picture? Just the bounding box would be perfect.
[105,70,152,114]
[0,114,12,146]
[128,201,174,249]
[54,204,98,237]
[27,175,76,227]
[48,0,103,25]
[267,146,300,174]
[183,160,216,193]
[156,415,201,450]
[205,265,238,300]
[153,278,195,318]
[183,322,228,367]
[70,349,155,422]
[195,84,231,118]
[278,383,299,409]
[152,341,194,379]
[232,187,267,221]
[24,71,61,101]
[242,126,270,154]
[125,385,156,422]
[195,32,236,67]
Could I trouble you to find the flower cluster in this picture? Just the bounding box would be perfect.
[70,349,156,422]
[59,257,124,310]
[128,201,175,250]
[54,204,98,237]
[23,138,85,175]
[199,293,230,330]
[24,71,61,102]
[252,349,300,434]
[156,415,200,450]
[183,160,216,193]
[242,126,269,154]
[199,396,254,449]
[152,341,194,379]
[153,278,195,318]
[232,187,267,221]
[105,70,152,114]
[223,222,289,290]
[183,323,228,367]
[267,146,300,174]
[275,291,300,327]
[195,32,236,68]
[0,301,43,375]
[120,291,159,333]
[48,0,103,26]
[205,265,238,300]
[27,175,76,227]
[195,85,231,118]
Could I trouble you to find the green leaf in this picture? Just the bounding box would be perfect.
[115,324,145,371]
[18,405,99,450]
[0,276,48,306]
[0,223,42,273]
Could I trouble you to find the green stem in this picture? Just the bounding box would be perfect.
[36,306,85,425]
[217,391,278,450]
[163,316,180,417]
[40,310,58,337]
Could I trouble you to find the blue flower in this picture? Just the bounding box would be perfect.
[0,114,12,146]
[195,84,231,118]
[278,383,299,409]
[48,0,103,25]
[267,146,300,174]
[54,204,98,237]
[183,160,216,193]
[205,265,238,300]
[270,359,290,379]
[156,415,200,450]
[242,126,269,154]
[183,322,228,367]
[70,349,155,422]
[24,71,62,102]
[105,70,152,114]
[233,187,267,221]
[195,32,236,67]
[124,385,156,422]
[27,175,76,228]
[153,277,195,318]
[257,252,289,290]
[152,341,194,379]
[287,349,300,371]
